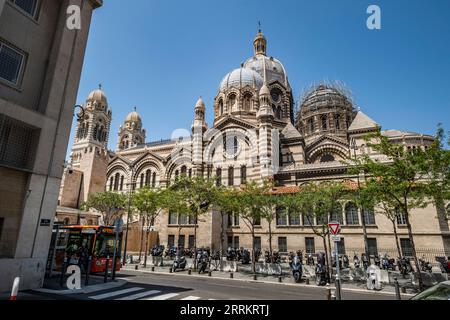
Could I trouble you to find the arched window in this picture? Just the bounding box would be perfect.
[277,107,282,119]
[63,218,70,225]
[109,176,114,191]
[335,115,340,130]
[308,119,314,133]
[93,125,98,141]
[363,206,376,225]
[233,136,238,155]
[330,204,343,224]
[114,173,120,191]
[240,166,247,184]
[320,154,335,163]
[345,203,359,225]
[120,176,124,191]
[321,115,328,131]
[218,99,224,115]
[152,172,156,188]
[98,126,104,141]
[216,168,222,186]
[145,170,151,186]
[188,169,192,178]
[125,141,129,149]
[140,173,144,188]
[228,94,236,111]
[243,93,252,111]
[228,167,234,186]
[181,166,187,176]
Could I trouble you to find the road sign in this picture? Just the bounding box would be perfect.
[328,222,341,236]
[331,235,342,242]
[114,218,124,233]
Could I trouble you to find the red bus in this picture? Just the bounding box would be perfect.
[48,225,122,274]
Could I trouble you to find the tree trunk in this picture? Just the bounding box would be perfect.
[251,226,256,274]
[220,213,225,259]
[194,214,198,270]
[326,233,333,278]
[360,205,370,263]
[143,216,150,268]
[268,219,273,255]
[391,218,402,258]
[138,215,145,261]
[323,236,330,283]
[404,201,424,292]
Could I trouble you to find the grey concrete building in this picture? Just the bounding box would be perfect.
[0,0,102,292]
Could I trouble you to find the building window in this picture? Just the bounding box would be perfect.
[114,173,120,191]
[321,115,328,131]
[345,203,359,225]
[178,235,185,249]
[0,42,25,86]
[397,211,407,226]
[109,177,114,191]
[140,174,144,188]
[227,236,233,248]
[278,237,288,253]
[188,168,192,178]
[243,93,252,111]
[288,211,301,226]
[337,239,346,255]
[335,115,340,130]
[276,207,287,226]
[9,0,39,18]
[228,167,234,186]
[181,166,187,177]
[253,237,261,250]
[168,235,175,248]
[178,213,188,225]
[330,204,343,224]
[120,176,124,191]
[233,236,240,249]
[308,119,314,133]
[240,166,247,184]
[305,237,315,254]
[216,168,222,187]
[152,172,156,187]
[168,212,177,225]
[400,238,413,257]
[363,206,376,225]
[254,217,261,226]
[367,238,378,256]
[303,213,314,226]
[233,213,239,226]
[188,235,195,249]
[0,217,4,242]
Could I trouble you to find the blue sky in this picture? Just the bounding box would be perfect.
[70,0,450,154]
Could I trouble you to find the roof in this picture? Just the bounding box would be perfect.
[348,110,379,132]
[281,122,302,139]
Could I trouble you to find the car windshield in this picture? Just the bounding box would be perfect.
[411,283,450,300]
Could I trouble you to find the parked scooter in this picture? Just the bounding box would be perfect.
[342,255,350,269]
[197,250,209,274]
[397,257,413,275]
[374,254,381,268]
[315,252,329,286]
[291,251,303,283]
[172,252,187,271]
[381,253,396,271]
[435,256,450,274]
[353,253,361,269]
[361,253,369,270]
[306,253,315,266]
[241,249,250,264]
[419,256,433,273]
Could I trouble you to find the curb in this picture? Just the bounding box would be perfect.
[33,279,128,295]
[122,267,415,297]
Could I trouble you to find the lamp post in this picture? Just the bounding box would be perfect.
[122,165,136,265]
[351,139,370,264]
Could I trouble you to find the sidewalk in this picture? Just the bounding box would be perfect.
[121,260,417,297]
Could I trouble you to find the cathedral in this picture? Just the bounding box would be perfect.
[58,30,450,256]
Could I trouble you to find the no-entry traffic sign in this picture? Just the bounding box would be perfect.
[328,222,341,236]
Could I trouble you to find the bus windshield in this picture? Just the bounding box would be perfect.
[94,233,118,257]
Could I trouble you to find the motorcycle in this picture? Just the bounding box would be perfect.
[254,249,262,262]
[172,252,187,271]
[151,245,164,257]
[197,250,209,274]
[361,253,369,270]
[374,254,381,268]
[381,253,396,271]
[419,257,433,273]
[353,254,361,269]
[241,249,250,264]
[226,247,236,261]
[435,256,450,273]
[342,255,350,269]
[165,246,177,259]
[315,252,329,286]
[397,257,413,275]
[291,251,303,283]
[306,253,315,266]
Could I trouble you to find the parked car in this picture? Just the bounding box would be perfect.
[410,281,450,300]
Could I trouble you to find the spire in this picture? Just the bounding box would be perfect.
[98,83,102,90]
[253,24,267,56]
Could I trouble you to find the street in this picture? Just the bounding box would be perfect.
[22,270,398,301]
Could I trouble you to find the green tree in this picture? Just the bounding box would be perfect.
[168,176,216,268]
[357,130,430,291]
[83,191,127,226]
[132,186,168,267]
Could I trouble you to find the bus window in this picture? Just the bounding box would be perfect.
[94,234,117,257]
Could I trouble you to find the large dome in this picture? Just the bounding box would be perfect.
[219,67,264,92]
[87,88,108,105]
[300,84,353,112]
[244,55,288,87]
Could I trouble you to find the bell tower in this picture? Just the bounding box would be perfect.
[117,107,146,151]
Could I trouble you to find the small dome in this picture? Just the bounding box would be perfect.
[219,67,264,91]
[125,110,142,123]
[244,55,288,87]
[259,83,270,96]
[87,89,108,105]
[195,97,205,109]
